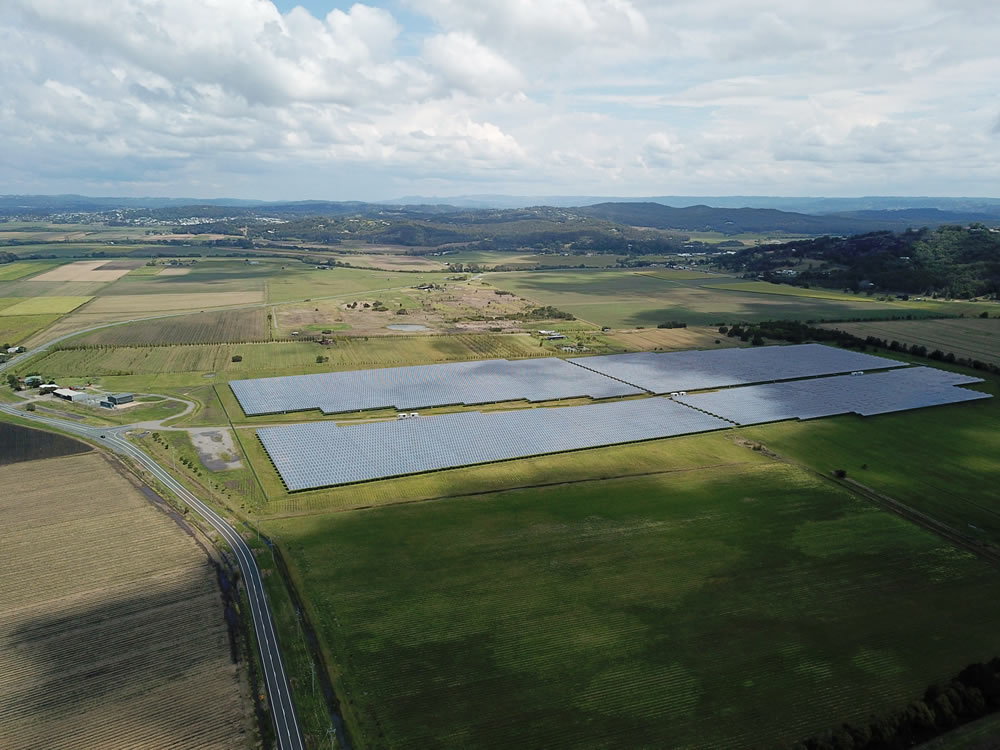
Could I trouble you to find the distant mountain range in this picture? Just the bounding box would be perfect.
[2,194,999,237]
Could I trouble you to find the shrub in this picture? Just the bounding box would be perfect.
[231,355,243,362]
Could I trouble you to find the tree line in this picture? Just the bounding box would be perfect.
[791,658,1000,750]
[736,319,1000,377]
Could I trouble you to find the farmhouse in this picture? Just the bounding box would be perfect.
[24,376,43,387]
[7,346,26,354]
[38,384,59,394]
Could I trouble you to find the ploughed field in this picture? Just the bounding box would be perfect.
[822,317,1000,368]
[268,459,1000,749]
[0,447,251,749]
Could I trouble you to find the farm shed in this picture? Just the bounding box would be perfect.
[108,393,134,405]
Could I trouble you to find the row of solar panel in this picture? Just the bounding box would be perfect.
[568,343,901,393]
[231,357,643,415]
[258,398,731,490]
[673,366,990,425]
[258,365,990,491]
[232,343,903,416]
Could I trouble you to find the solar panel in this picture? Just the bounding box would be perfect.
[231,357,644,416]
[570,343,903,393]
[674,366,991,425]
[258,398,732,490]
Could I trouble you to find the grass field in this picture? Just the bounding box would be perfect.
[703,280,872,301]
[0,261,60,280]
[0,314,62,345]
[609,325,748,352]
[822,318,1000,367]
[84,290,264,313]
[487,270,928,328]
[70,308,270,346]
[743,372,1000,543]
[267,460,1000,749]
[0,449,251,749]
[0,295,92,316]
[26,334,546,386]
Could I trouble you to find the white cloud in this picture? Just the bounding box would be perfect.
[0,0,999,198]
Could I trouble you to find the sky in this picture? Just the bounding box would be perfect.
[2,0,999,201]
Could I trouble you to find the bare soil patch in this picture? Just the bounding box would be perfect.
[189,428,243,471]
[158,267,191,276]
[0,452,252,748]
[30,260,133,282]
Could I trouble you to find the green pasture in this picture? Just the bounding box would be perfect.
[486,270,928,328]
[744,372,1000,542]
[0,314,61,345]
[0,261,61,280]
[267,461,1000,749]
[16,334,547,391]
[703,280,874,301]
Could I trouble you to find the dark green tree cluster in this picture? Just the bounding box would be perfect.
[657,321,688,329]
[791,659,1000,750]
[718,225,1000,298]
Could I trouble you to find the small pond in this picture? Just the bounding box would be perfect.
[386,324,430,331]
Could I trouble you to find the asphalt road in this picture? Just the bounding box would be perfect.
[0,404,305,750]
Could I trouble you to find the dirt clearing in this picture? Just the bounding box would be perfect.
[190,428,244,471]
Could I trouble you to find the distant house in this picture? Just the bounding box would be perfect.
[24,376,43,387]
[107,393,134,406]
[545,334,567,340]
[7,346,26,354]
[38,384,59,394]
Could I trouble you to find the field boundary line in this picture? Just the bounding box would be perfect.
[749,439,1000,567]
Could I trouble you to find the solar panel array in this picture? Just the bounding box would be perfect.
[570,343,902,393]
[230,358,643,416]
[258,398,731,490]
[674,367,991,425]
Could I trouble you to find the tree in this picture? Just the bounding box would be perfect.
[231,354,243,362]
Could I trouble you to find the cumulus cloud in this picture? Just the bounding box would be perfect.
[1,0,999,198]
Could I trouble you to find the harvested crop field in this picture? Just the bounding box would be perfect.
[823,318,1000,367]
[0,422,92,465]
[610,325,747,351]
[72,308,269,346]
[0,451,251,749]
[29,260,135,282]
[0,296,92,316]
[84,291,263,314]
[269,461,1000,749]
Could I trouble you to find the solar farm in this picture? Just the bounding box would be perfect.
[242,344,993,491]
[230,357,643,415]
[258,398,731,490]
[568,342,903,393]
[674,366,991,425]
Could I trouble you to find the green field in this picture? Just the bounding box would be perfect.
[267,460,1000,749]
[703,280,872,301]
[20,334,546,388]
[745,373,1000,542]
[0,261,61,280]
[70,307,270,346]
[823,317,1000,368]
[0,314,62,345]
[487,270,931,328]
